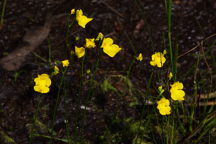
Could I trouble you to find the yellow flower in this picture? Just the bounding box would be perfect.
[34,74,51,94]
[75,46,85,58]
[85,38,96,48]
[150,52,166,68]
[136,53,143,61]
[76,9,93,28]
[71,9,75,14]
[170,81,184,90]
[101,37,113,48]
[53,66,59,75]
[101,37,122,57]
[168,72,173,80]
[170,81,185,101]
[95,32,104,41]
[158,86,164,95]
[157,98,171,115]
[62,60,70,67]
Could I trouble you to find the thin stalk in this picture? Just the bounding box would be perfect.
[48,38,52,63]
[51,68,67,143]
[127,59,135,77]
[72,56,86,141]
[63,90,72,144]
[30,95,42,143]
[0,0,7,26]
[189,53,200,132]
[173,43,178,81]
[134,72,153,144]
[165,0,176,81]
[52,68,66,122]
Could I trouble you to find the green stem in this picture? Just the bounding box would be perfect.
[166,0,176,81]
[52,69,66,121]
[51,68,67,143]
[127,59,135,77]
[0,0,7,26]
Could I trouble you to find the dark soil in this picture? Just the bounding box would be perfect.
[0,0,216,143]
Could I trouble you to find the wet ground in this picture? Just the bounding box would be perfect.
[0,0,216,143]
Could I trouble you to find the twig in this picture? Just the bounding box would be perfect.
[101,1,125,18]
[177,33,216,59]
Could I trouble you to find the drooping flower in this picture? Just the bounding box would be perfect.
[75,46,85,58]
[34,74,51,94]
[158,86,164,95]
[53,66,59,75]
[170,81,185,101]
[101,37,122,57]
[157,97,171,115]
[150,51,166,68]
[85,38,96,48]
[168,72,173,80]
[136,53,143,61]
[95,32,104,41]
[76,9,93,28]
[62,60,70,67]
[71,9,75,14]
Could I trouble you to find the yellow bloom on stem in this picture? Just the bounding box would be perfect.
[150,52,166,68]
[34,74,51,94]
[136,53,143,61]
[95,32,104,41]
[157,97,171,115]
[62,60,70,67]
[76,9,93,28]
[85,38,96,48]
[53,66,59,75]
[71,9,75,14]
[168,72,173,80]
[101,37,122,57]
[75,46,85,58]
[158,85,164,95]
[170,81,185,101]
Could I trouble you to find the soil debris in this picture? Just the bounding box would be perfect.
[0,14,53,71]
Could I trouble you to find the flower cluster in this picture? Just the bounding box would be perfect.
[70,9,122,58]
[156,81,185,115]
[34,74,51,94]
[74,35,121,58]
[157,98,171,115]
[32,9,186,120]
[170,81,185,101]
